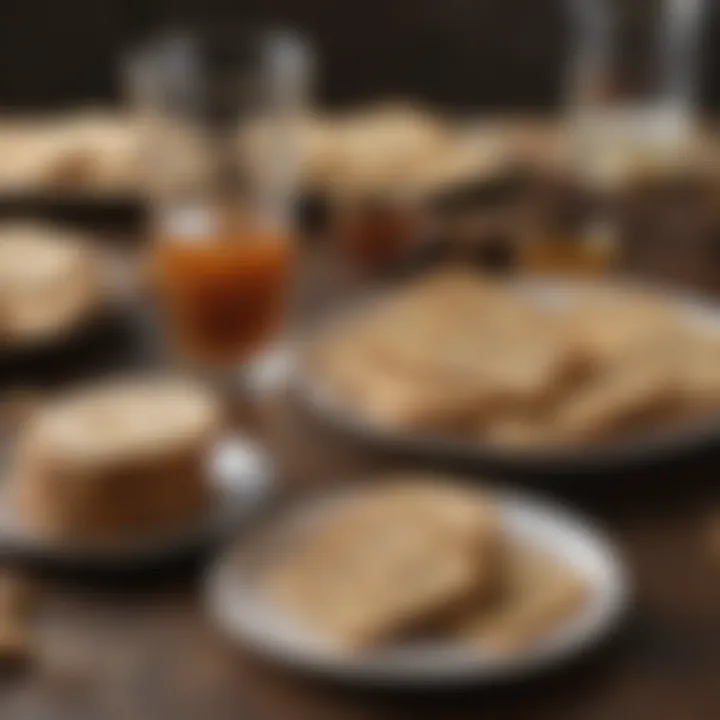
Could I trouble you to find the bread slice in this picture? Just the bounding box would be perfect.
[672,330,720,415]
[0,223,103,343]
[567,288,685,367]
[315,270,588,433]
[451,543,587,653]
[550,356,679,443]
[265,478,501,649]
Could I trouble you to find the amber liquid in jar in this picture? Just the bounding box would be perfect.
[519,228,616,278]
[337,199,419,269]
[153,222,292,364]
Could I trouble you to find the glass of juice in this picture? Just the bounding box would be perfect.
[127,27,311,383]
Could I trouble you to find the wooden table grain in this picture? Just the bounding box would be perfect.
[2,244,720,720]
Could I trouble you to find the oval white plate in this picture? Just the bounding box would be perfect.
[206,485,629,686]
[292,276,720,474]
[0,435,273,569]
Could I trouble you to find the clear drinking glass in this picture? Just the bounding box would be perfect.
[566,0,708,184]
[518,0,708,280]
[126,27,312,384]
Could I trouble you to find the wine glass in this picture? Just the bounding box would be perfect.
[126,26,313,395]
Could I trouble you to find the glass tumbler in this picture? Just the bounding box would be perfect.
[566,0,708,184]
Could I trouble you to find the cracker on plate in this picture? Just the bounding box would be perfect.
[0,223,105,344]
[450,543,587,653]
[316,270,589,430]
[265,479,501,649]
[484,416,561,449]
[550,351,680,443]
[672,330,720,414]
[566,288,685,367]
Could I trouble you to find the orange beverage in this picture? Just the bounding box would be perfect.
[520,234,615,277]
[153,227,292,364]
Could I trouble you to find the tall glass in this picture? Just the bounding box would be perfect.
[522,0,709,280]
[127,27,311,384]
[566,0,707,183]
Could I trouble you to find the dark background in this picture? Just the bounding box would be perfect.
[1,0,720,112]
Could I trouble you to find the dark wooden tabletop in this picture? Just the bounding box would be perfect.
[2,238,720,720]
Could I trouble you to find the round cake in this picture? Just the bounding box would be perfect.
[11,377,222,541]
[0,223,103,345]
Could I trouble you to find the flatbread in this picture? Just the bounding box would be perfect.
[265,479,501,648]
[451,543,587,653]
[313,271,720,448]
[316,270,588,431]
[0,223,103,343]
[567,288,685,366]
[551,352,679,442]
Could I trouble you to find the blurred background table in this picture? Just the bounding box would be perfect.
[1,239,720,719]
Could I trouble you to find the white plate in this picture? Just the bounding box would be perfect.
[0,435,273,570]
[206,485,629,686]
[293,276,720,474]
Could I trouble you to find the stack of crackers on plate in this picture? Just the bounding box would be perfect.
[241,103,528,203]
[0,103,549,204]
[265,478,585,652]
[312,269,720,448]
[0,111,142,195]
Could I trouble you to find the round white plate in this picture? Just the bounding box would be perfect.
[0,435,273,570]
[206,485,629,686]
[292,277,720,474]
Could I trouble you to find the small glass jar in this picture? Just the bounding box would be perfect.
[333,191,424,273]
[517,171,617,277]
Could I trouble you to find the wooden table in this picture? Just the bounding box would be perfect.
[2,246,720,720]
